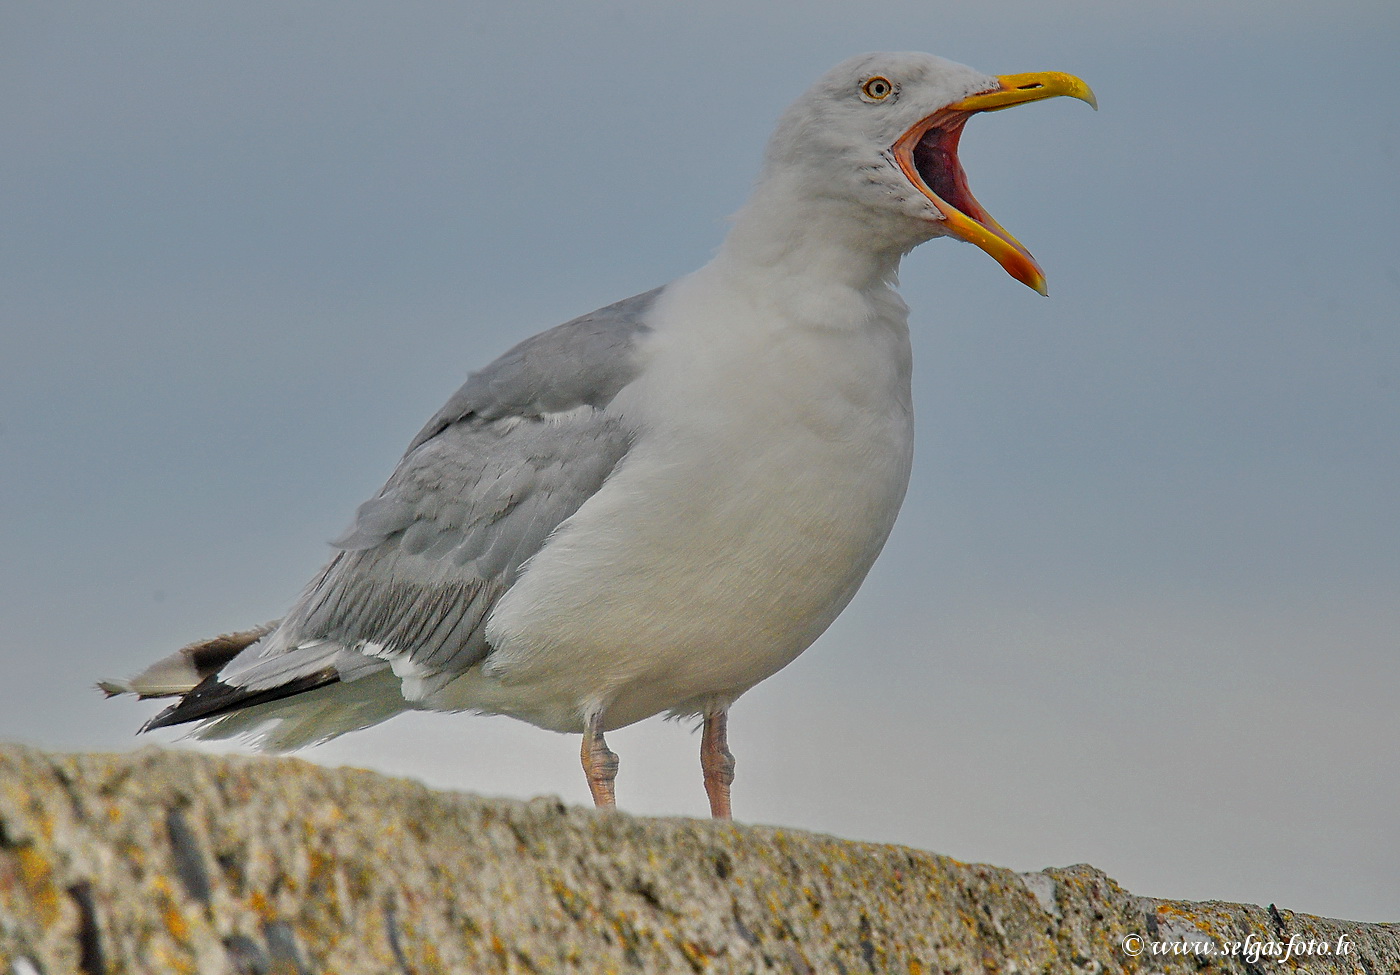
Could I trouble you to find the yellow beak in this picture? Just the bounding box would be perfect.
[951,72,1098,114]
[893,71,1097,296]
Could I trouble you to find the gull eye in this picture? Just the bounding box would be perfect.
[860,76,895,102]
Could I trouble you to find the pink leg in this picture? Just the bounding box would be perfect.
[701,709,736,819]
[581,711,619,809]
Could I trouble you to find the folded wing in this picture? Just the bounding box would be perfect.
[119,289,660,746]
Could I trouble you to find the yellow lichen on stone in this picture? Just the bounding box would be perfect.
[151,943,198,975]
[162,901,190,942]
[13,847,61,926]
[678,938,711,970]
[247,888,276,922]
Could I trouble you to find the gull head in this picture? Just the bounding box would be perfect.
[754,51,1096,294]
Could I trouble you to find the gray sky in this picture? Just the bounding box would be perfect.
[4,0,1398,922]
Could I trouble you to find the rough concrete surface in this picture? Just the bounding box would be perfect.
[0,744,1394,974]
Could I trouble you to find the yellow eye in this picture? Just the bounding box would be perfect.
[860,76,895,101]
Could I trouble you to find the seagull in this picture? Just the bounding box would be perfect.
[102,52,1094,818]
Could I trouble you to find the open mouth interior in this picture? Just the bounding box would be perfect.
[908,111,993,230]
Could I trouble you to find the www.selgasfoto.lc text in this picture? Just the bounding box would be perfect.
[1121,931,1353,965]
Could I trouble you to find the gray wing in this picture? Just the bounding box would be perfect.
[285,287,660,678]
[405,287,659,451]
[154,288,661,726]
[289,409,631,678]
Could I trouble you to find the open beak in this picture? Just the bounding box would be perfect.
[892,72,1096,295]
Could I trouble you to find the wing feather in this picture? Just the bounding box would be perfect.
[287,411,633,678]
[136,288,658,735]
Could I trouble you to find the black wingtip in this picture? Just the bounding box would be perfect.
[139,669,342,732]
[140,699,193,733]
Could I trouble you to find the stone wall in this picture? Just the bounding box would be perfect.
[1,744,1394,973]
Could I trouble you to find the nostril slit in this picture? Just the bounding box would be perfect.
[1016,83,1044,90]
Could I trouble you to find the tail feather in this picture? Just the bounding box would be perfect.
[108,622,412,750]
[187,669,411,751]
[98,622,279,699]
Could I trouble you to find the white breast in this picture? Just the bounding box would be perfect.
[449,265,915,732]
